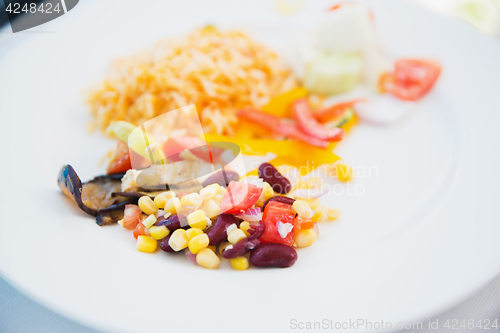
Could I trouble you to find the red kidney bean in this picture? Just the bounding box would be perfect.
[203,170,240,188]
[247,220,266,241]
[155,214,188,231]
[262,196,295,212]
[160,234,175,252]
[205,214,239,245]
[250,243,298,268]
[258,163,292,194]
[222,238,260,259]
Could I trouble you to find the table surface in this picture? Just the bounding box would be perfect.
[1,273,500,332]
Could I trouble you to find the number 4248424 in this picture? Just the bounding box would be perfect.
[443,319,498,330]
[5,2,62,14]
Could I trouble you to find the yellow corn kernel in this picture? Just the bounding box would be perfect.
[138,196,158,215]
[141,214,157,229]
[136,236,158,253]
[207,245,216,253]
[181,193,203,208]
[200,199,220,218]
[154,191,176,209]
[188,233,209,254]
[186,228,204,240]
[230,257,249,270]
[239,221,251,237]
[303,198,321,210]
[256,181,275,206]
[255,190,266,207]
[168,229,189,252]
[292,200,313,219]
[199,183,221,201]
[214,193,223,204]
[226,223,237,236]
[311,206,326,223]
[336,163,354,182]
[262,182,274,200]
[218,242,231,254]
[196,248,220,269]
[326,208,342,220]
[149,225,170,240]
[187,210,208,229]
[294,229,316,248]
[228,229,247,245]
[164,197,182,215]
[306,177,322,189]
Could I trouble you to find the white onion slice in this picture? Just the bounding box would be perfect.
[184,249,198,265]
[314,222,326,239]
[235,207,262,222]
[354,95,418,125]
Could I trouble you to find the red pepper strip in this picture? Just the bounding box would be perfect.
[313,99,365,123]
[292,99,345,141]
[236,109,330,149]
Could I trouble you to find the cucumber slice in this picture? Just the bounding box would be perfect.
[304,53,363,95]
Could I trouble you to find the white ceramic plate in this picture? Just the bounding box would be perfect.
[1,0,500,332]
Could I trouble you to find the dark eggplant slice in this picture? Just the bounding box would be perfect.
[58,165,98,216]
[93,173,126,181]
[96,199,136,226]
[81,173,124,211]
[111,192,154,200]
[58,165,138,226]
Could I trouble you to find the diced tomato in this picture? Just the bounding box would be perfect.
[129,148,149,170]
[260,201,295,246]
[236,109,330,149]
[174,136,205,149]
[379,59,441,101]
[133,220,145,239]
[379,72,394,93]
[162,137,186,162]
[292,99,345,141]
[294,216,314,231]
[107,141,132,174]
[220,181,263,214]
[122,204,142,230]
[162,136,216,163]
[314,99,364,123]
